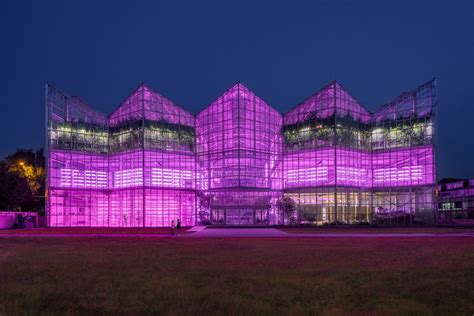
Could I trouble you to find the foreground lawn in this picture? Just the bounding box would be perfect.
[1,237,473,315]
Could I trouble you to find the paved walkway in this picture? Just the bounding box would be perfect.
[189,228,289,238]
[1,227,474,238]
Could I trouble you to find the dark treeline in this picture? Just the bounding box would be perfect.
[0,148,45,212]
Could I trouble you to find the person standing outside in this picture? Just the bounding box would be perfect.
[176,218,181,236]
[171,220,176,236]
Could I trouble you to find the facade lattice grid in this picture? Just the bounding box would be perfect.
[46,80,436,227]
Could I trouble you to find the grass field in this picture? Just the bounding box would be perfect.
[1,237,473,315]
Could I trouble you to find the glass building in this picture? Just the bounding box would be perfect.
[46,79,436,227]
[437,178,474,225]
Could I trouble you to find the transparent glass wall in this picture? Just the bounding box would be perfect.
[47,79,436,226]
[196,83,282,225]
[47,85,109,226]
[282,82,373,224]
[371,80,436,224]
[282,80,436,225]
[47,84,195,227]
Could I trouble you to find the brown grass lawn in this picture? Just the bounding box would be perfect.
[0,237,473,315]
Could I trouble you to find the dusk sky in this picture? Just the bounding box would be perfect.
[1,0,473,179]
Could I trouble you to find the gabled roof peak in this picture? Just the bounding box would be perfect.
[196,82,280,117]
[229,81,250,91]
[283,80,371,125]
[108,83,194,127]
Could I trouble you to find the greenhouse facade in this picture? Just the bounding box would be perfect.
[46,79,436,227]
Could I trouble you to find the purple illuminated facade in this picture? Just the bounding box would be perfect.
[46,80,436,226]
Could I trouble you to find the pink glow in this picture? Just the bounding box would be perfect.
[196,83,282,192]
[47,80,436,226]
[283,146,434,189]
[114,168,143,188]
[60,168,108,188]
[109,85,194,127]
[336,166,369,185]
[372,146,434,187]
[151,168,193,188]
[284,164,371,188]
[373,166,422,183]
[283,148,372,188]
[285,167,329,184]
[284,82,371,125]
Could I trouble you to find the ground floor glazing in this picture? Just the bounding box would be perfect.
[284,186,435,225]
[47,186,435,226]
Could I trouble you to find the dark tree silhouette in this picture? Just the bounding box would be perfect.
[0,148,45,212]
[0,161,32,211]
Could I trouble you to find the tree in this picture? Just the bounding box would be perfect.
[6,148,45,196]
[0,161,31,211]
[1,148,45,212]
[278,196,297,225]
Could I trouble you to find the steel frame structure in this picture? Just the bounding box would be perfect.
[438,179,474,225]
[46,79,437,227]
